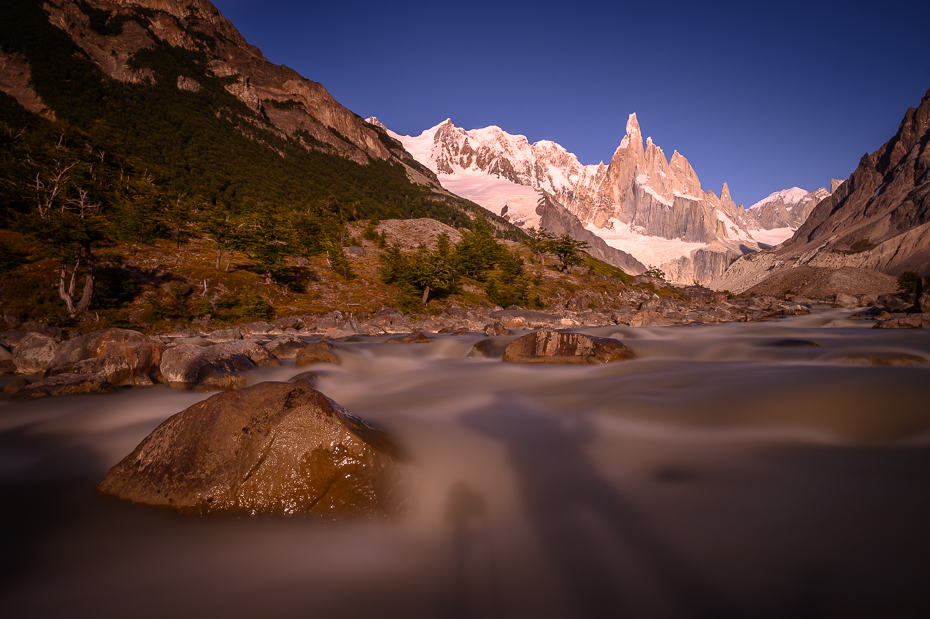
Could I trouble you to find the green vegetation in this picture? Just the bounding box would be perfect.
[896,271,922,295]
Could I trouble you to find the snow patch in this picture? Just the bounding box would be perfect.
[585,219,705,267]
[748,226,796,245]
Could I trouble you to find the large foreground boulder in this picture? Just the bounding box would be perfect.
[47,329,164,384]
[502,331,636,364]
[97,381,403,517]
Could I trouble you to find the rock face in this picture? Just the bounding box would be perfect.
[713,89,930,293]
[502,331,635,364]
[38,0,429,170]
[97,381,402,517]
[383,115,797,284]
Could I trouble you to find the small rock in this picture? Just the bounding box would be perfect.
[194,370,247,392]
[386,331,432,344]
[484,322,511,336]
[265,336,310,359]
[207,328,242,342]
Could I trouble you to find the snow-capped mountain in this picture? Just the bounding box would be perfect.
[736,187,831,246]
[373,114,823,284]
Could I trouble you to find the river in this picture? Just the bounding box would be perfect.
[1,309,929,618]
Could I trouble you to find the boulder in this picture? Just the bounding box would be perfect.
[264,336,310,359]
[46,329,165,384]
[220,339,280,367]
[629,311,676,327]
[6,373,116,401]
[96,381,403,518]
[484,322,511,336]
[271,316,301,330]
[241,321,273,335]
[19,321,62,341]
[159,343,257,390]
[919,291,930,313]
[295,341,342,367]
[13,333,60,374]
[1,329,25,348]
[0,344,15,373]
[194,370,247,392]
[207,328,242,342]
[832,292,859,308]
[502,331,636,364]
[872,315,923,329]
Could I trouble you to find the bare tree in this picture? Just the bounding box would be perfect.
[34,160,76,220]
[58,256,94,317]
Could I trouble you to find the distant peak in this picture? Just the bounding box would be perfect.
[626,113,641,136]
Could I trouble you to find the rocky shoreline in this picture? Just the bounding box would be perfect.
[3,280,929,401]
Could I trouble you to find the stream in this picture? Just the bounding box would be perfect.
[1,309,929,618]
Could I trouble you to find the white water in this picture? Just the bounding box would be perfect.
[2,310,929,618]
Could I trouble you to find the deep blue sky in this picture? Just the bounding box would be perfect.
[212,0,930,206]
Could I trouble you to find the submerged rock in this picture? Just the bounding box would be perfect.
[502,331,635,364]
[97,381,403,518]
[7,373,116,401]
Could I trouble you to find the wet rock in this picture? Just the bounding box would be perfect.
[13,333,60,374]
[1,329,25,348]
[7,373,116,401]
[287,371,318,386]
[3,377,29,394]
[159,343,256,389]
[46,329,165,384]
[207,328,242,342]
[629,311,676,327]
[96,381,403,518]
[221,339,280,367]
[0,344,15,373]
[295,341,342,366]
[386,331,432,344]
[129,374,156,386]
[265,336,310,359]
[832,292,859,308]
[872,315,923,329]
[194,370,248,392]
[484,322,511,337]
[502,331,635,364]
[467,338,513,359]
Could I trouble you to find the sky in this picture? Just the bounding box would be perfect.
[211,0,930,207]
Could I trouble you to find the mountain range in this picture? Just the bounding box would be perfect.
[713,89,930,292]
[379,115,832,284]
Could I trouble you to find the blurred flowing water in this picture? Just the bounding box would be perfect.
[2,309,929,618]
